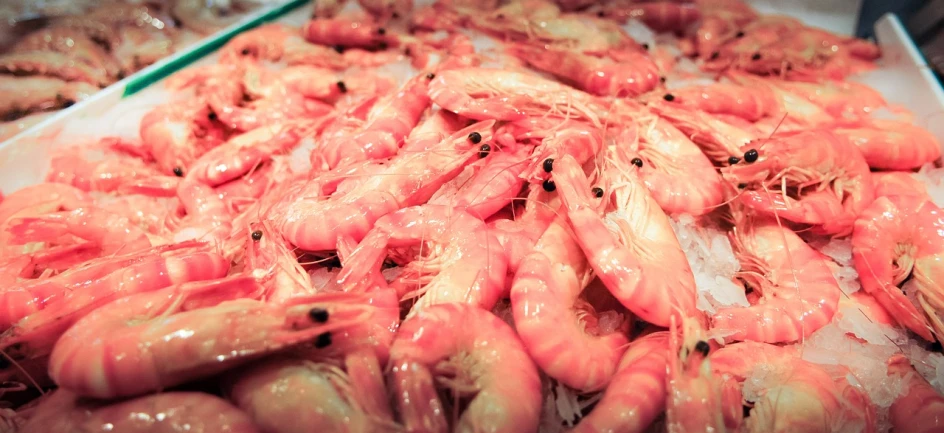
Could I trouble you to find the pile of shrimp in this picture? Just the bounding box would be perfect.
[2,0,944,431]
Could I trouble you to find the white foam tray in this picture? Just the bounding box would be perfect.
[0,4,940,195]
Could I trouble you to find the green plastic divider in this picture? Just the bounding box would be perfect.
[122,0,310,97]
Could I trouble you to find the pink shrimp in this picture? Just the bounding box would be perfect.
[316,73,431,170]
[487,187,558,275]
[601,2,701,32]
[630,107,725,216]
[658,82,779,122]
[887,354,944,433]
[339,205,507,315]
[648,101,757,164]
[507,44,660,97]
[722,130,874,236]
[227,355,394,433]
[758,79,886,120]
[218,23,346,68]
[712,219,840,343]
[357,0,413,21]
[570,331,669,433]
[428,67,602,125]
[279,120,494,252]
[242,218,317,303]
[0,249,228,362]
[872,171,929,200]
[449,144,533,220]
[48,276,375,398]
[302,18,397,50]
[852,193,944,341]
[7,207,153,257]
[511,216,631,392]
[19,390,260,433]
[389,303,542,433]
[0,183,89,240]
[835,119,942,171]
[552,153,702,328]
[138,99,226,175]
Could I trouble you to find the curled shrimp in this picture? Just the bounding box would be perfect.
[512,216,631,392]
[48,276,375,398]
[852,193,944,341]
[389,303,542,433]
[722,130,874,236]
[19,390,260,433]
[552,153,702,328]
[338,205,507,315]
[887,354,944,433]
[712,219,840,343]
[835,119,942,171]
[506,44,660,97]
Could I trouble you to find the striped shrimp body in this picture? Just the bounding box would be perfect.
[390,303,542,433]
[511,216,631,392]
[428,67,603,125]
[0,249,229,363]
[570,331,669,433]
[722,130,874,236]
[48,276,375,399]
[338,205,507,315]
[19,390,260,433]
[280,120,494,252]
[711,220,840,343]
[852,193,944,341]
[507,44,659,97]
[835,119,942,171]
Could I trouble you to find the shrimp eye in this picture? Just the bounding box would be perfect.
[333,45,345,53]
[641,43,650,50]
[0,356,8,369]
[743,149,759,163]
[426,72,435,80]
[592,187,604,198]
[336,80,347,93]
[208,112,217,121]
[308,307,329,323]
[251,230,263,241]
[468,131,482,144]
[751,53,762,61]
[173,167,184,177]
[735,31,745,38]
[543,158,554,173]
[542,179,556,192]
[710,51,720,60]
[694,340,710,356]
[597,10,605,17]
[728,156,741,165]
[240,48,250,55]
[314,332,332,348]
[737,183,748,189]
[660,76,666,83]
[663,93,675,102]
[377,41,389,50]
[478,143,491,158]
[631,158,644,168]
[377,27,386,35]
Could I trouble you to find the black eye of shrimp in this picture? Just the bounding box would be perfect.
[743,149,759,163]
[308,308,329,323]
[314,332,332,348]
[468,131,482,144]
[543,158,554,173]
[694,340,710,356]
[173,167,184,177]
[478,143,491,158]
[736,31,746,38]
[728,156,741,165]
[333,45,345,53]
[663,93,675,101]
[426,72,435,79]
[377,27,386,35]
[251,230,263,241]
[592,187,604,198]
[241,48,250,55]
[710,51,720,60]
[751,53,761,61]
[631,158,644,168]
[336,81,347,93]
[542,179,556,192]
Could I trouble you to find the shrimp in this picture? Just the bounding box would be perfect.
[648,101,757,164]
[302,18,397,50]
[512,215,631,392]
[7,207,154,257]
[631,109,725,216]
[389,303,542,433]
[722,130,874,236]
[20,390,260,433]
[658,83,779,122]
[852,193,944,341]
[0,75,96,119]
[887,354,944,433]
[600,2,701,33]
[48,276,375,398]
[218,24,346,68]
[757,79,886,121]
[506,44,660,97]
[172,179,232,246]
[712,220,840,343]
[487,187,558,276]
[357,0,413,21]
[0,183,88,232]
[552,153,702,328]
[316,74,431,170]
[872,171,929,200]
[242,217,317,303]
[835,119,942,171]
[339,205,507,315]
[279,120,494,252]
[570,331,669,433]
[138,99,226,175]
[449,144,533,220]
[0,51,110,87]
[428,67,602,125]
[0,249,229,362]
[227,356,393,433]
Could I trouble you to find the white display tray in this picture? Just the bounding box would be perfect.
[0,3,940,195]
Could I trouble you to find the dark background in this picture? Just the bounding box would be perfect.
[858,0,944,82]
